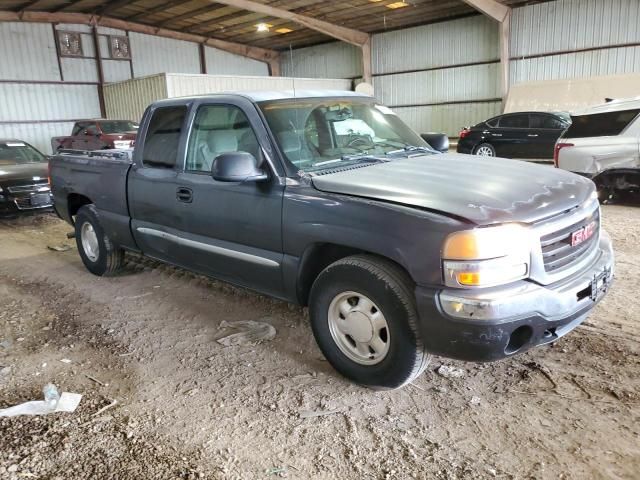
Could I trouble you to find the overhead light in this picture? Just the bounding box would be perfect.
[386,1,409,8]
[275,27,293,34]
[255,23,272,32]
[368,0,384,2]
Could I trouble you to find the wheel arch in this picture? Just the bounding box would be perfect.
[67,193,93,220]
[295,242,414,306]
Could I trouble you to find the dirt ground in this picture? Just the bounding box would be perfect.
[0,205,639,479]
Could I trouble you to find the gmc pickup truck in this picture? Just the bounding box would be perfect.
[51,119,138,152]
[50,91,614,389]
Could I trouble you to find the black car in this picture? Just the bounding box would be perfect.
[0,140,53,216]
[457,112,571,159]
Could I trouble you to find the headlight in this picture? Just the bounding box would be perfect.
[113,140,131,149]
[442,224,531,288]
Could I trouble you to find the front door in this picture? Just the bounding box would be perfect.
[173,102,284,297]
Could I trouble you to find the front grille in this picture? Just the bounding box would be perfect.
[7,182,49,194]
[540,209,600,273]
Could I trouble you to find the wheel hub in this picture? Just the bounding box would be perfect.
[327,291,390,365]
[80,222,99,262]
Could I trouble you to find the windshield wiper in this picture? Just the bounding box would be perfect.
[386,145,436,156]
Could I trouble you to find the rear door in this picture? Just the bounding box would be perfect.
[529,113,567,159]
[129,104,189,264]
[172,99,285,296]
[495,113,531,157]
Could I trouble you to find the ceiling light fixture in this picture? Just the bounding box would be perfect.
[275,27,293,34]
[256,23,272,32]
[386,1,409,8]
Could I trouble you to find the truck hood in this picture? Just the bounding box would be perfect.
[311,154,595,225]
[0,162,48,187]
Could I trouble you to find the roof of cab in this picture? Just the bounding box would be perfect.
[573,96,640,116]
[153,90,371,106]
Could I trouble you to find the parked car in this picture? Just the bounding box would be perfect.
[51,119,138,152]
[0,140,52,215]
[555,96,640,202]
[457,111,571,159]
[50,91,614,389]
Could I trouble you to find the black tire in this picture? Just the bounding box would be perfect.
[473,142,496,157]
[309,255,430,389]
[74,204,124,276]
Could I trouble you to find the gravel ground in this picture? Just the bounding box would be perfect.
[0,204,639,479]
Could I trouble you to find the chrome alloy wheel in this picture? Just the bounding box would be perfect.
[475,145,494,156]
[327,291,390,365]
[80,222,99,262]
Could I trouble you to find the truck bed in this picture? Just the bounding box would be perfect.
[50,149,136,249]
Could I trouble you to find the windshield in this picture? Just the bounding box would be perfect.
[259,99,432,172]
[99,120,139,134]
[0,141,46,165]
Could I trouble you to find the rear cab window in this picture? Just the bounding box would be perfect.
[142,106,188,168]
[564,109,640,138]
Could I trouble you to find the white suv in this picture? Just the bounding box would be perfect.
[555,96,640,201]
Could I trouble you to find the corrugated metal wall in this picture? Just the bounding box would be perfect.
[105,73,352,122]
[372,16,500,137]
[129,32,201,77]
[0,22,101,153]
[204,46,270,76]
[510,0,640,84]
[281,42,363,79]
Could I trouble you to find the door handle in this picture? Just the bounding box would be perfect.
[176,187,193,203]
[528,134,539,137]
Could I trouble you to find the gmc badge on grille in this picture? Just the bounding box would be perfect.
[571,221,597,247]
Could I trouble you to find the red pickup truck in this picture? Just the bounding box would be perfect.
[51,120,138,152]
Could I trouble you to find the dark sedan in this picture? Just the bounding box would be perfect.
[0,140,53,216]
[457,112,571,159]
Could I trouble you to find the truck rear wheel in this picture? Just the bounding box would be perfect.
[309,255,430,389]
[74,205,124,276]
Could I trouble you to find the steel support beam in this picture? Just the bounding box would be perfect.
[205,0,372,83]
[0,10,280,67]
[461,0,511,100]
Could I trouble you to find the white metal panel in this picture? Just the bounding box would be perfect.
[511,0,640,58]
[372,16,499,75]
[97,26,126,36]
[393,102,502,137]
[0,22,60,81]
[204,46,269,76]
[0,122,77,154]
[281,42,362,79]
[0,83,101,121]
[54,23,92,34]
[165,73,351,98]
[60,58,99,82]
[373,63,500,106]
[511,46,640,84]
[129,32,200,77]
[104,74,168,121]
[103,60,132,83]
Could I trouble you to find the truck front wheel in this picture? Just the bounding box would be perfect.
[309,255,430,389]
[74,205,124,276]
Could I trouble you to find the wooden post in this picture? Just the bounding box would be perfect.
[92,25,106,118]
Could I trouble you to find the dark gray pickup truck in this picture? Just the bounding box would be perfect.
[50,91,614,389]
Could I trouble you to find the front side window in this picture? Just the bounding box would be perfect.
[84,124,99,135]
[530,114,565,129]
[0,141,46,165]
[142,106,187,168]
[72,122,88,136]
[185,104,261,173]
[565,109,640,138]
[259,99,430,173]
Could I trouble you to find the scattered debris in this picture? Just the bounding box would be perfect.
[85,374,106,386]
[436,365,465,379]
[47,244,72,252]
[0,339,11,349]
[1,366,11,376]
[60,358,72,364]
[92,399,118,417]
[298,409,343,419]
[0,384,82,417]
[267,467,287,476]
[469,396,481,407]
[524,361,558,389]
[216,320,276,347]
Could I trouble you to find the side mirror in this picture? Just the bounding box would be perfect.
[420,133,449,153]
[211,152,268,183]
